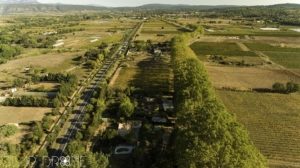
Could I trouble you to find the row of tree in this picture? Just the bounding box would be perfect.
[32,72,77,83]
[272,82,299,93]
[171,34,267,168]
[2,96,50,107]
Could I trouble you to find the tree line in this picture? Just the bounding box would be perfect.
[171,34,266,168]
[2,96,50,107]
[32,72,77,83]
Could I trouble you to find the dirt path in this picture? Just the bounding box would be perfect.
[236,42,250,51]
[109,67,122,87]
[66,66,78,72]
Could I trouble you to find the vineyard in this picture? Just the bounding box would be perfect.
[217,90,300,167]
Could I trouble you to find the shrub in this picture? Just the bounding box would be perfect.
[0,125,18,138]
[272,82,286,93]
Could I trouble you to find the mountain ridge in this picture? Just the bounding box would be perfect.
[0,2,299,15]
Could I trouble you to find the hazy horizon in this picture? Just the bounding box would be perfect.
[38,0,300,7]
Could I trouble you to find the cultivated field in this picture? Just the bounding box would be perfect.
[190,42,257,56]
[217,90,300,168]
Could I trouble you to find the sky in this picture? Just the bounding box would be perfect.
[38,0,300,7]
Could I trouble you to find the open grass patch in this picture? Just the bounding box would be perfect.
[190,42,256,56]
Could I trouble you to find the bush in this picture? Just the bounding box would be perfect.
[0,125,18,138]
[272,82,286,93]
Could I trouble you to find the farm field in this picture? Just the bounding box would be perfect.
[190,42,257,56]
[244,42,300,52]
[204,24,300,37]
[136,20,181,42]
[205,65,300,89]
[217,90,300,167]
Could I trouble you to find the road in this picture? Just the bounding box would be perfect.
[31,21,143,167]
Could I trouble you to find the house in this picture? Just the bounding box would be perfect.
[154,49,162,56]
[10,88,17,93]
[145,97,155,103]
[118,123,131,136]
[162,99,174,112]
[24,67,31,72]
[152,117,167,123]
[117,121,142,137]
[0,96,7,103]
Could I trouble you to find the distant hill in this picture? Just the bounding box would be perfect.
[269,3,300,8]
[0,2,299,15]
[136,4,239,10]
[0,3,107,15]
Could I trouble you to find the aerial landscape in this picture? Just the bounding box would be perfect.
[0,0,299,167]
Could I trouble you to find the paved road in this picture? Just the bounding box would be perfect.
[50,21,143,159]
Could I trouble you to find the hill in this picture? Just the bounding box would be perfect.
[0,3,107,15]
[0,0,38,4]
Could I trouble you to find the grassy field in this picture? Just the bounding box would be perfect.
[217,90,300,167]
[206,65,300,89]
[0,51,83,87]
[245,43,300,52]
[112,52,173,95]
[136,20,181,42]
[263,51,300,69]
[190,42,257,56]
[0,106,51,125]
[252,36,300,48]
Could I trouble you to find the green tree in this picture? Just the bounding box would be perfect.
[82,152,109,168]
[286,82,299,93]
[119,96,135,118]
